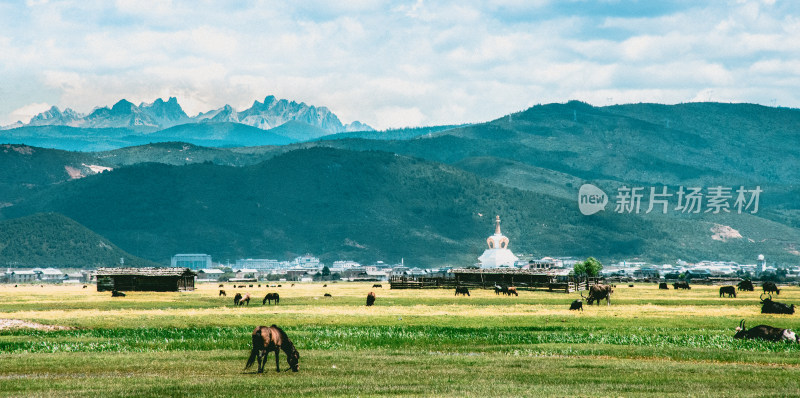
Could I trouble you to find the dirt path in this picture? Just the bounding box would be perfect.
[0,319,71,331]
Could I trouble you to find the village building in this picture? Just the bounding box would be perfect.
[5,269,37,283]
[235,258,280,271]
[170,254,212,270]
[96,267,196,292]
[38,268,66,283]
[197,268,224,281]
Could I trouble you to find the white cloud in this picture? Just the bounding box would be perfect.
[8,102,52,124]
[2,1,800,127]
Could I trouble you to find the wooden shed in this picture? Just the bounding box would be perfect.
[96,267,197,292]
[450,268,594,293]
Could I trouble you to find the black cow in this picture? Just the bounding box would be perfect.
[373,284,383,288]
[455,286,470,296]
[324,293,332,297]
[763,281,781,295]
[673,281,691,290]
[233,293,242,306]
[111,290,126,297]
[569,299,583,311]
[219,289,227,297]
[719,286,737,298]
[584,285,613,306]
[737,280,754,291]
[366,292,376,306]
[494,285,502,295]
[734,319,797,342]
[658,282,669,290]
[761,293,795,314]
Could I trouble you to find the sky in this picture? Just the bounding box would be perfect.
[1,0,799,129]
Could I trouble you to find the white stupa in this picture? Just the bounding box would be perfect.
[478,215,519,268]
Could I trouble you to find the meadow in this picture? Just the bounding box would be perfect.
[2,282,800,397]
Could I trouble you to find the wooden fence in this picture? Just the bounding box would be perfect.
[390,275,598,293]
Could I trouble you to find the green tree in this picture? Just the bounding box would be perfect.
[573,261,586,276]
[583,257,603,277]
[322,265,331,277]
[574,257,603,277]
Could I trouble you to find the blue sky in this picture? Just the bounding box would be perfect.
[1,0,799,128]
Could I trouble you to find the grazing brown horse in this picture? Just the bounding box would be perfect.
[262,293,279,305]
[245,325,300,373]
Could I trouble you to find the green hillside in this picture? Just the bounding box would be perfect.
[96,142,269,167]
[314,125,468,141]
[149,122,296,147]
[0,213,157,268]
[4,147,799,266]
[0,144,105,206]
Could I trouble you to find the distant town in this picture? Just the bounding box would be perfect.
[4,252,797,285]
[3,215,798,285]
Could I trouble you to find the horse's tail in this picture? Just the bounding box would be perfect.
[245,328,264,370]
[244,347,258,370]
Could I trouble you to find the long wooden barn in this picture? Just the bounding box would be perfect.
[96,267,197,292]
[450,268,593,293]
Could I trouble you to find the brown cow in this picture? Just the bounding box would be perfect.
[584,285,613,306]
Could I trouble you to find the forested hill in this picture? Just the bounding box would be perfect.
[4,147,799,266]
[0,213,157,268]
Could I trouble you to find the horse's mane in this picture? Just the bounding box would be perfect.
[271,324,298,356]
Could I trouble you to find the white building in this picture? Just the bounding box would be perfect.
[39,268,65,282]
[235,258,280,271]
[332,260,361,269]
[478,216,519,268]
[6,269,37,283]
[171,254,212,270]
[292,255,320,268]
[197,268,224,281]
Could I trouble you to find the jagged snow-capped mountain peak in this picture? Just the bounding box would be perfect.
[140,97,190,126]
[28,106,84,127]
[16,95,374,135]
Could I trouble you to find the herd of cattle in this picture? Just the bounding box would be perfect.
[452,280,797,343]
[214,279,796,343]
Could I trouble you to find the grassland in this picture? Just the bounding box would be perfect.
[2,282,800,397]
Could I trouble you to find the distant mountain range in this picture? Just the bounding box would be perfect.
[1,101,798,267]
[1,95,373,150]
[7,95,372,133]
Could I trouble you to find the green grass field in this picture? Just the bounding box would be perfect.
[2,282,800,397]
